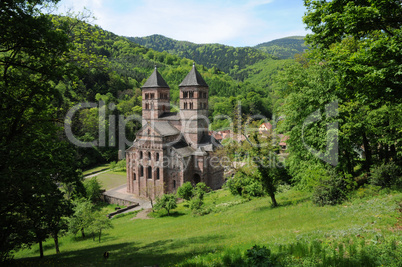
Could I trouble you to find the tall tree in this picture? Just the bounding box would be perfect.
[302,0,402,171]
[0,0,82,260]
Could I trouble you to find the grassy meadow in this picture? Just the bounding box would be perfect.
[12,187,401,266]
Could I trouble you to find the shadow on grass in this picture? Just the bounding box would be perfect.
[11,234,227,267]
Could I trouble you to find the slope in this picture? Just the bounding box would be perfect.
[128,34,273,81]
[255,36,307,59]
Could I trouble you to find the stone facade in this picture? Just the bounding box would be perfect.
[126,65,224,198]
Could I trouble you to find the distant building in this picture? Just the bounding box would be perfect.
[259,122,273,135]
[125,65,224,199]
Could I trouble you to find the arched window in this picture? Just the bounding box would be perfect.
[140,151,143,159]
[140,165,144,177]
[173,180,176,189]
[147,166,152,179]
[148,152,151,159]
[156,168,160,180]
[156,153,159,161]
[133,173,136,181]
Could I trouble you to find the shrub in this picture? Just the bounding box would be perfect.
[177,182,193,201]
[312,172,347,206]
[194,182,210,200]
[244,245,278,267]
[370,162,402,188]
[227,172,264,198]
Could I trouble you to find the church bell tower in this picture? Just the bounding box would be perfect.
[179,63,209,148]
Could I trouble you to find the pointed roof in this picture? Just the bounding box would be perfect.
[142,67,169,88]
[179,63,208,87]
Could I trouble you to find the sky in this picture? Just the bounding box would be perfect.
[56,0,310,47]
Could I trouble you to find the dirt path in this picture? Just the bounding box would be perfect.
[131,208,153,220]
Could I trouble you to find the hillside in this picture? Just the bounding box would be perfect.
[14,188,402,266]
[255,36,307,59]
[127,34,274,81]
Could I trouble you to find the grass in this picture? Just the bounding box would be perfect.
[88,171,127,191]
[12,188,402,266]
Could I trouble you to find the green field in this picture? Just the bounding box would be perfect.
[13,187,401,266]
[91,171,127,191]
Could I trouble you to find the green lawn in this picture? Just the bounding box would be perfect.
[89,171,127,191]
[13,189,402,266]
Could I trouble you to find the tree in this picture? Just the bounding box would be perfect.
[154,194,177,216]
[68,199,95,238]
[221,130,283,207]
[84,177,103,203]
[0,0,83,260]
[302,0,402,172]
[90,212,113,243]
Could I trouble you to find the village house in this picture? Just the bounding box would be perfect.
[125,64,224,198]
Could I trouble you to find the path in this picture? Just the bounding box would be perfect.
[84,169,110,179]
[104,184,152,212]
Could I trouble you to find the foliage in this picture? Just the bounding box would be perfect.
[84,177,103,203]
[177,182,194,201]
[89,212,113,243]
[255,36,306,59]
[227,172,265,198]
[129,34,273,81]
[0,0,84,260]
[68,199,95,238]
[244,245,278,267]
[312,172,348,206]
[154,194,177,216]
[370,162,402,188]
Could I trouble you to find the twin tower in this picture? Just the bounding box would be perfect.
[141,63,209,148]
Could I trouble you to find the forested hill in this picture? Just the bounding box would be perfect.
[255,36,306,59]
[127,34,274,81]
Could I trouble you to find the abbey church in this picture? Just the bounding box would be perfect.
[126,64,224,198]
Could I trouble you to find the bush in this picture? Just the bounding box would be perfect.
[244,245,278,267]
[312,172,347,206]
[370,162,402,188]
[194,182,211,200]
[227,172,264,198]
[177,182,193,201]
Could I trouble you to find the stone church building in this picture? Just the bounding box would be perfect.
[126,64,224,198]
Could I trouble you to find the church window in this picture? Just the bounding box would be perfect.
[140,165,144,177]
[156,168,160,180]
[183,91,188,98]
[147,166,152,179]
[189,102,193,109]
[184,102,187,109]
[189,91,194,98]
[148,152,151,159]
[156,153,159,161]
[173,180,176,189]
[148,129,150,135]
[145,93,149,99]
[140,151,143,159]
[133,173,136,181]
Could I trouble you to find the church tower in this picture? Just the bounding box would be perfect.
[179,64,209,148]
[142,67,170,126]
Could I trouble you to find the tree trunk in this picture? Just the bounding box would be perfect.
[99,229,101,243]
[39,240,44,258]
[81,229,85,238]
[269,193,278,207]
[54,234,60,254]
[362,132,372,173]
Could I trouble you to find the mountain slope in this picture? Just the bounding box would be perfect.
[255,36,307,59]
[127,34,273,81]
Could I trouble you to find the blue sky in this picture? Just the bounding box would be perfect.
[57,0,310,47]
